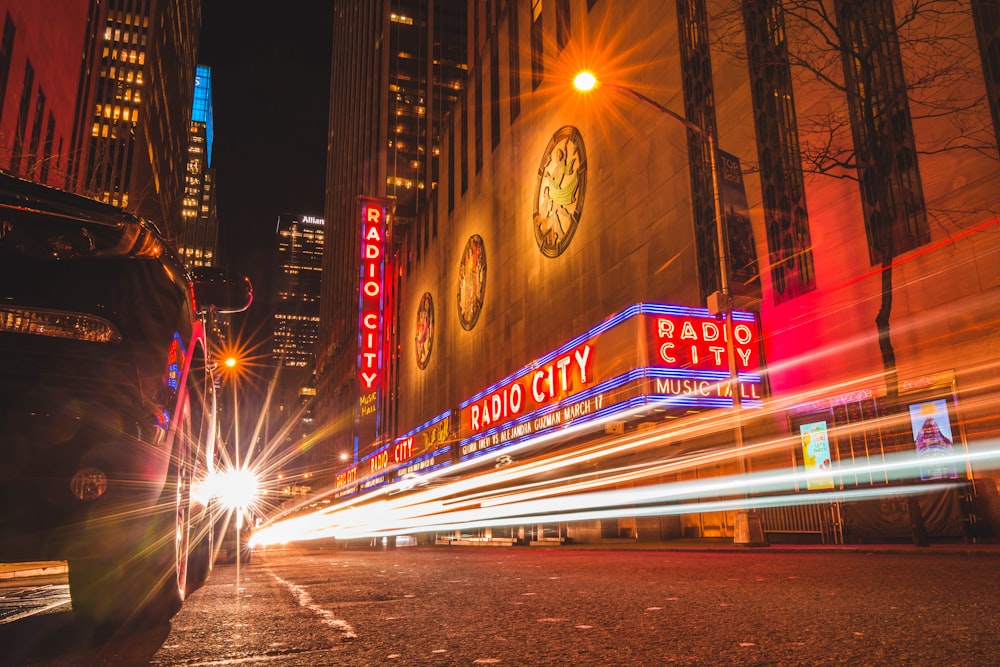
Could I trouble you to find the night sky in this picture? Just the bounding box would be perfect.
[197,2,333,345]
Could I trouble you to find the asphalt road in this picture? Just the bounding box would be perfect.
[4,544,1000,666]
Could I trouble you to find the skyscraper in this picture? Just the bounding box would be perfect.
[316,0,468,470]
[273,213,324,471]
[274,213,324,371]
[178,64,219,269]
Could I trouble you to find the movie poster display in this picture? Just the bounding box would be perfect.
[799,420,835,490]
[908,398,958,481]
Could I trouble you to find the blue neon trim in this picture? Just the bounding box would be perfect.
[396,410,451,440]
[460,302,757,408]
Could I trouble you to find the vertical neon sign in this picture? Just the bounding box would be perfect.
[357,198,386,445]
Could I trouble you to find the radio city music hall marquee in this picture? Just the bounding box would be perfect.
[456,303,762,460]
[334,303,762,495]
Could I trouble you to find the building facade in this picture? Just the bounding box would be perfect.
[0,0,200,241]
[319,0,1000,544]
[0,1,88,187]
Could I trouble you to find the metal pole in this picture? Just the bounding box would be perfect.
[708,135,745,473]
[234,380,241,583]
[606,82,745,467]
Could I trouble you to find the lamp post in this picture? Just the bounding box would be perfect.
[573,71,745,464]
[224,355,244,579]
[224,356,241,517]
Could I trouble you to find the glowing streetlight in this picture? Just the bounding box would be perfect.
[573,71,746,471]
[573,71,598,92]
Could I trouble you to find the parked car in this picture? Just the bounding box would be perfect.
[0,172,252,627]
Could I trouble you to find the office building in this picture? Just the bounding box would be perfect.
[178,64,219,269]
[275,213,324,370]
[273,213,324,477]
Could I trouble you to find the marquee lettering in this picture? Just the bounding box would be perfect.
[394,437,413,463]
[335,466,358,488]
[370,449,389,474]
[468,344,592,434]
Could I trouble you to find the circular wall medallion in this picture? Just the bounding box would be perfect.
[533,125,587,258]
[415,292,434,370]
[457,234,486,331]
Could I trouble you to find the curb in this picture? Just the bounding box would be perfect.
[0,562,69,581]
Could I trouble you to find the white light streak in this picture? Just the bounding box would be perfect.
[250,442,1000,547]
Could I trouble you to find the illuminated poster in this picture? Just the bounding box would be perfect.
[909,399,958,480]
[799,421,835,490]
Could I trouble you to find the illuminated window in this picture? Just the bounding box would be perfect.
[972,1,1000,149]
[556,0,570,50]
[837,0,928,264]
[490,24,500,149]
[531,0,543,89]
[677,0,724,301]
[509,0,521,122]
[743,0,815,303]
[474,68,483,173]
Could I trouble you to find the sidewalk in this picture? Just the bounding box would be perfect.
[0,560,68,580]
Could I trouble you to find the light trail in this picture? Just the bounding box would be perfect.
[250,444,1000,547]
[218,290,1000,554]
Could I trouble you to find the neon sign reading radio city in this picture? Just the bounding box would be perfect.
[358,200,385,392]
[654,317,755,368]
[469,344,592,434]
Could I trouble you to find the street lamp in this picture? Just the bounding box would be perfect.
[573,70,746,465]
[225,355,241,503]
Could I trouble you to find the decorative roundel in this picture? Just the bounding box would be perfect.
[532,125,587,258]
[457,234,487,331]
[415,292,434,370]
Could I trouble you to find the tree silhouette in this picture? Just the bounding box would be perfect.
[715,0,997,396]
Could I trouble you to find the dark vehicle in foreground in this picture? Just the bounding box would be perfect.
[0,172,252,627]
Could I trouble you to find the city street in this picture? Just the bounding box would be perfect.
[3,543,1000,666]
